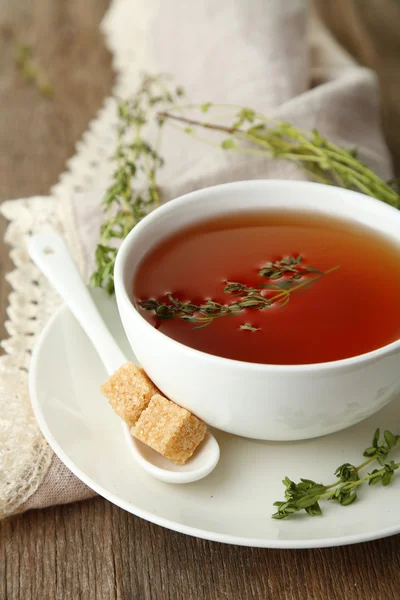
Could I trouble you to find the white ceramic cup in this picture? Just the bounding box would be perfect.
[114,180,400,441]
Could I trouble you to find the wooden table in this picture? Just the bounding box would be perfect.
[1,2,400,598]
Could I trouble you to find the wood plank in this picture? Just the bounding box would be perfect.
[1,498,400,599]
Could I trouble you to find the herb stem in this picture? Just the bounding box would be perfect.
[158,111,234,134]
[319,462,400,501]
[167,121,224,151]
[272,429,400,519]
[324,455,381,491]
[263,265,340,301]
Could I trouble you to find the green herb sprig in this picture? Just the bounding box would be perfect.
[90,74,184,293]
[139,256,339,329]
[259,255,320,279]
[14,43,53,97]
[91,73,400,295]
[272,428,400,519]
[159,104,400,208]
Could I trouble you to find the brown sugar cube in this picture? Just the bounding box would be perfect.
[131,393,207,465]
[100,362,160,426]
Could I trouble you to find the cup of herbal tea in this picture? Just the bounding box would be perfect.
[114,180,400,441]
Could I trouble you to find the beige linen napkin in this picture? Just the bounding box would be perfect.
[2,0,395,515]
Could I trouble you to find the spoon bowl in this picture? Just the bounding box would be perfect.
[27,231,220,484]
[124,426,220,483]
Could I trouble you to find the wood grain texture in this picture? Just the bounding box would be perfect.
[1,497,400,600]
[0,0,114,199]
[1,1,400,599]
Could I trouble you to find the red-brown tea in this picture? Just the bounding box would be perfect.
[133,210,400,365]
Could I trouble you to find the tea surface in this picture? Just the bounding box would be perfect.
[134,210,400,364]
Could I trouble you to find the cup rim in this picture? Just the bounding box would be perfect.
[114,179,400,372]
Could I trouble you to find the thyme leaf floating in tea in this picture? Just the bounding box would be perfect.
[138,256,340,329]
[272,428,400,520]
[239,323,260,332]
[259,255,321,279]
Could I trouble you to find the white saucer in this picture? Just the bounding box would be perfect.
[29,290,400,548]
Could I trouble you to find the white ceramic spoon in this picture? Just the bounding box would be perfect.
[27,231,220,484]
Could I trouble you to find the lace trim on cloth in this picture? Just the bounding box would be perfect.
[0,198,61,516]
[0,0,153,517]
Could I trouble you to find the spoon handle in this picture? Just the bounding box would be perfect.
[27,231,126,376]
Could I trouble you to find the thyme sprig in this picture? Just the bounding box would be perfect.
[259,255,320,279]
[90,74,184,293]
[160,104,400,208]
[272,428,400,519]
[91,73,400,295]
[138,256,339,329]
